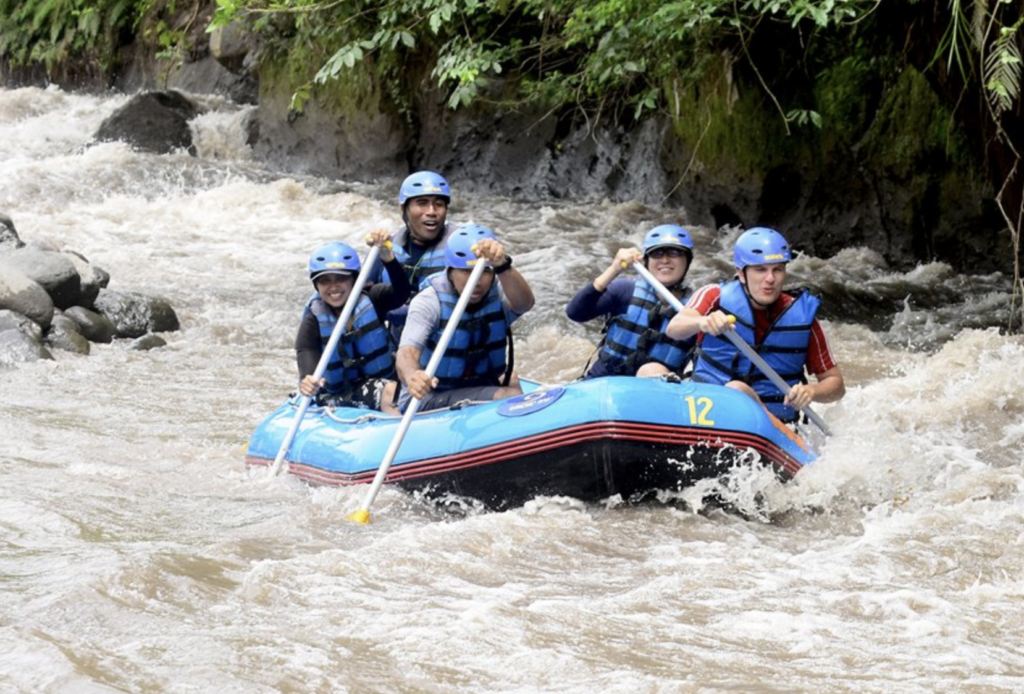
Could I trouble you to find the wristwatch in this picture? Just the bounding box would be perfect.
[493,255,513,275]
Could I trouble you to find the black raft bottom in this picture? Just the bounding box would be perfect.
[391,437,789,512]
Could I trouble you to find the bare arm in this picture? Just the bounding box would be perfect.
[785,365,845,410]
[396,344,437,400]
[495,266,535,314]
[666,308,734,340]
[475,237,535,314]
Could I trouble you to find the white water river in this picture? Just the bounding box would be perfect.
[1,86,1023,694]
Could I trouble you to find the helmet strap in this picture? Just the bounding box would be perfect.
[738,268,773,309]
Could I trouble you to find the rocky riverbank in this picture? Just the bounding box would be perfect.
[0,213,179,366]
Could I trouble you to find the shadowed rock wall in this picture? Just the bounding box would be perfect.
[2,1,1017,276]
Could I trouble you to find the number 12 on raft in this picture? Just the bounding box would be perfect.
[684,396,715,426]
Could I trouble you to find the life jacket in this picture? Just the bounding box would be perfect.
[305,292,395,394]
[380,223,457,295]
[594,279,695,377]
[380,223,458,341]
[419,272,510,388]
[692,280,820,422]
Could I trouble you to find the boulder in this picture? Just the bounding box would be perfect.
[63,305,117,343]
[0,247,82,309]
[0,309,43,341]
[129,333,167,351]
[93,264,111,289]
[94,90,199,155]
[0,327,53,366]
[93,288,180,338]
[147,295,180,333]
[0,213,23,251]
[63,251,105,308]
[0,265,55,329]
[46,312,91,354]
[209,21,253,74]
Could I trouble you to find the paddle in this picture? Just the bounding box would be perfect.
[349,256,490,524]
[268,244,383,477]
[632,261,832,436]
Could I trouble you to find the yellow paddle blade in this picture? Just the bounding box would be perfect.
[348,509,371,524]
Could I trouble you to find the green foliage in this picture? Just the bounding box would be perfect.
[786,108,821,128]
[984,17,1022,116]
[934,0,1023,116]
[814,51,881,144]
[743,0,862,27]
[207,0,872,118]
[0,0,142,71]
[935,0,976,80]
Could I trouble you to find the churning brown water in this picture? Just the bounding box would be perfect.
[2,86,1023,694]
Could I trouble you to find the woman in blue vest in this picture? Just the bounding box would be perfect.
[295,230,412,414]
[666,227,845,422]
[395,224,535,413]
[366,170,459,343]
[566,224,698,379]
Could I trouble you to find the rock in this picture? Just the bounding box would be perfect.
[240,107,259,147]
[0,219,179,363]
[129,333,167,351]
[0,265,55,330]
[210,21,253,74]
[62,251,104,308]
[94,264,111,289]
[0,309,43,341]
[94,90,199,155]
[46,312,90,354]
[63,305,117,343]
[0,247,82,309]
[168,55,259,106]
[0,213,23,251]
[0,327,54,366]
[147,295,180,333]
[93,288,180,338]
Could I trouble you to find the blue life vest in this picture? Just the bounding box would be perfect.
[305,292,395,394]
[419,273,509,388]
[692,280,820,422]
[594,279,695,377]
[380,224,458,342]
[380,223,457,295]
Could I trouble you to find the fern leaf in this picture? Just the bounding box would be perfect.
[985,26,1022,116]
[32,0,65,34]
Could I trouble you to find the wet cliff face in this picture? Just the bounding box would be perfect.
[249,53,1006,274]
[658,63,1000,273]
[3,0,1014,276]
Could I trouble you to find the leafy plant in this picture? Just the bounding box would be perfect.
[961,2,1024,331]
[984,18,1022,116]
[0,0,141,71]
[207,0,868,119]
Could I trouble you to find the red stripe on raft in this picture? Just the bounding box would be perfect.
[247,421,804,486]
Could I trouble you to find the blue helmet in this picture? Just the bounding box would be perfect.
[733,227,791,269]
[643,224,694,257]
[445,224,496,269]
[309,242,360,282]
[399,171,451,205]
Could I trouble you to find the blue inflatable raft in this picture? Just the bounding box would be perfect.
[245,376,817,510]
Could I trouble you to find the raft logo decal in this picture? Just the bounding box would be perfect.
[497,386,566,417]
